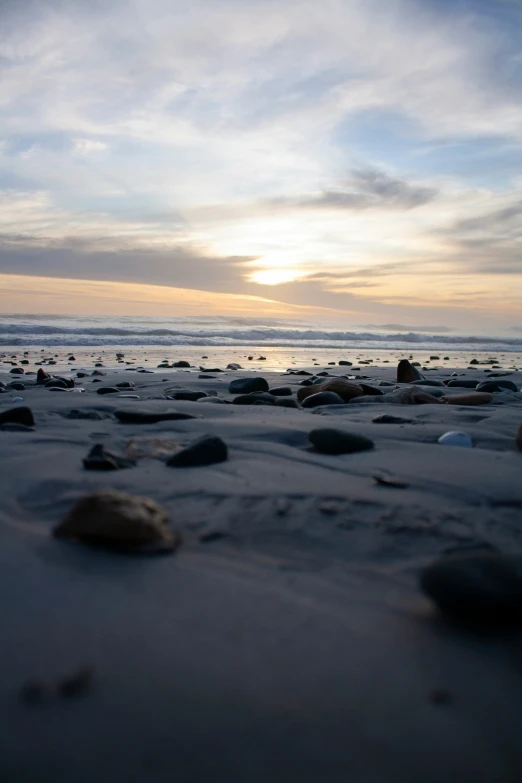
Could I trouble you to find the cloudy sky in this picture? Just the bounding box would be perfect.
[0,0,521,332]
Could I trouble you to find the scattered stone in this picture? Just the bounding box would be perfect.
[76,372,88,378]
[65,409,112,420]
[68,356,76,361]
[200,368,222,373]
[286,369,312,375]
[268,386,293,396]
[274,398,299,408]
[54,489,180,554]
[446,379,479,389]
[359,384,383,396]
[83,443,136,471]
[419,552,522,625]
[429,356,440,361]
[114,409,200,424]
[226,363,243,370]
[173,360,191,367]
[124,438,178,460]
[470,358,480,365]
[411,379,445,387]
[166,435,228,467]
[372,414,413,424]
[0,406,35,427]
[438,431,473,448]
[301,391,345,408]
[338,360,352,366]
[92,370,106,376]
[309,428,374,454]
[397,360,424,383]
[166,390,207,401]
[96,387,121,395]
[198,374,216,379]
[297,379,363,403]
[232,392,276,405]
[476,380,518,393]
[57,666,94,698]
[8,382,25,391]
[9,367,24,375]
[45,379,69,389]
[197,396,227,404]
[442,392,493,405]
[115,381,135,389]
[228,377,269,394]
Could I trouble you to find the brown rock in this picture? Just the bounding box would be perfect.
[397,359,424,383]
[37,368,52,384]
[441,392,493,405]
[54,489,180,554]
[297,379,363,403]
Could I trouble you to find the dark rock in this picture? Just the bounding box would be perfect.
[359,384,383,396]
[233,392,276,405]
[9,367,24,375]
[173,360,191,367]
[274,398,299,408]
[268,386,293,396]
[257,356,266,360]
[372,414,413,424]
[297,379,363,403]
[420,553,522,625]
[68,356,76,361]
[301,391,345,408]
[114,409,200,424]
[309,428,374,454]
[0,422,34,432]
[92,370,106,376]
[83,443,136,471]
[446,379,479,389]
[116,381,135,389]
[198,374,216,379]
[338,360,352,366]
[20,360,29,365]
[54,489,180,554]
[65,409,113,420]
[411,379,445,387]
[91,379,102,383]
[430,355,440,360]
[166,435,228,467]
[476,380,518,393]
[228,377,269,394]
[76,372,88,378]
[470,358,480,365]
[397,360,424,383]
[316,371,329,377]
[94,363,104,367]
[200,368,222,373]
[8,382,25,391]
[166,390,207,401]
[96,387,121,395]
[226,363,242,370]
[45,379,68,389]
[286,370,312,375]
[0,406,35,427]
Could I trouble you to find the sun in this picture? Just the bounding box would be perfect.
[250,268,302,286]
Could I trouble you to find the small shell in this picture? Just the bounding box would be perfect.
[54,489,180,554]
[438,431,472,448]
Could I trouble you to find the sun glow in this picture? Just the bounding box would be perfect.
[249,268,304,286]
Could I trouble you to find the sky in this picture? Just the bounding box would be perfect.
[0,0,521,333]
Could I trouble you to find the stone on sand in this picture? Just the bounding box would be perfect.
[309,428,374,454]
[397,359,424,383]
[166,435,228,467]
[297,379,363,403]
[228,377,269,394]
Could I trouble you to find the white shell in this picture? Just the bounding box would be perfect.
[438,431,473,448]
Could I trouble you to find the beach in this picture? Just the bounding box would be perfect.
[1,347,522,782]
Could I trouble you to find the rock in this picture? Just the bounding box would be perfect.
[297,379,363,403]
[419,553,522,625]
[257,356,266,361]
[166,435,228,467]
[516,424,522,451]
[397,360,424,383]
[274,398,299,408]
[0,422,34,432]
[430,355,440,360]
[116,381,135,389]
[372,414,413,424]
[232,392,276,405]
[442,392,493,405]
[92,370,106,376]
[54,490,179,554]
[226,363,243,370]
[0,406,35,427]
[470,358,480,365]
[94,363,104,367]
[309,428,374,454]
[197,396,227,404]
[45,379,69,389]
[83,444,136,471]
[166,390,207,401]
[65,409,112,420]
[438,431,473,448]
[268,386,293,396]
[114,409,200,424]
[301,391,345,408]
[411,379,445,387]
[359,384,383,396]
[446,379,479,389]
[8,382,25,391]
[228,377,269,394]
[76,372,88,378]
[9,367,24,375]
[20,360,29,365]
[124,438,179,460]
[96,387,121,395]
[173,360,191,367]
[338,360,352,366]
[200,368,222,373]
[68,356,76,361]
[476,380,518,393]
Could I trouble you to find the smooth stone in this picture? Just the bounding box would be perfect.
[166,390,207,401]
[438,431,473,448]
[96,387,121,395]
[172,361,191,367]
[301,392,345,408]
[228,377,269,394]
[65,409,112,420]
[397,360,424,383]
[76,372,88,378]
[442,392,493,406]
[232,392,276,405]
[116,381,135,389]
[8,382,25,391]
[420,553,522,625]
[0,422,34,432]
[200,368,223,373]
[114,409,200,424]
[83,444,136,471]
[274,398,299,408]
[297,379,363,403]
[48,387,70,392]
[198,374,216,379]
[372,414,413,424]
[309,428,374,455]
[359,384,383,396]
[410,379,445,387]
[9,367,24,375]
[197,396,227,404]
[54,489,179,554]
[45,379,69,389]
[476,380,518,393]
[226,363,243,370]
[92,369,106,376]
[0,406,35,427]
[338,360,352,366]
[268,386,293,396]
[166,435,228,467]
[446,379,479,389]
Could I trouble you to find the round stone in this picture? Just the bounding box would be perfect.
[438,431,472,448]
[309,428,374,454]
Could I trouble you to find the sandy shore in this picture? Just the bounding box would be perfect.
[1,351,522,782]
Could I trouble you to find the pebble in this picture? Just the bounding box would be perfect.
[228,377,269,394]
[268,386,293,396]
[9,367,24,375]
[8,382,25,391]
[359,383,383,396]
[301,391,345,408]
[54,489,180,554]
[65,409,112,420]
[274,398,299,408]
[197,396,227,404]
[166,435,228,467]
[166,390,207,401]
[446,379,479,389]
[372,414,413,424]
[438,431,473,448]
[397,360,424,383]
[419,552,522,625]
[116,381,135,389]
[338,360,352,366]
[96,387,121,395]
[226,363,243,370]
[411,379,445,387]
[0,406,35,427]
[114,409,200,424]
[442,392,493,405]
[476,380,518,393]
[173,360,191,367]
[308,428,374,454]
[232,392,276,405]
[297,379,363,403]
[0,422,34,432]
[83,443,136,471]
